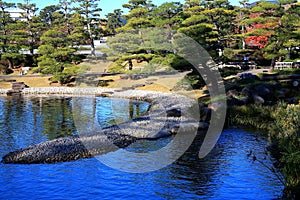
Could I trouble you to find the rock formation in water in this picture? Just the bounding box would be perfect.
[2,132,135,164]
[1,89,211,164]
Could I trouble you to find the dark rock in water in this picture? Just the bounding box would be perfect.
[146,129,172,139]
[7,89,22,96]
[7,82,29,96]
[167,108,181,117]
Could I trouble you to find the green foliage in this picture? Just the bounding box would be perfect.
[151,2,183,28]
[181,15,209,26]
[39,98,76,138]
[107,64,126,73]
[67,13,86,46]
[259,3,300,66]
[269,103,300,195]
[103,31,142,60]
[17,1,41,55]
[139,64,156,74]
[121,53,156,63]
[106,9,124,34]
[251,1,281,13]
[150,54,192,71]
[228,104,276,130]
[120,0,153,31]
[219,67,240,77]
[122,0,147,11]
[38,5,60,26]
[230,102,300,195]
[223,48,235,59]
[73,0,102,56]
[0,0,298,77]
[173,78,194,91]
[58,66,80,84]
[173,70,205,90]
[0,1,29,69]
[37,24,77,84]
[127,7,148,18]
[177,1,237,62]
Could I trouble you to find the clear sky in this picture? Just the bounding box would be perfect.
[6,0,248,16]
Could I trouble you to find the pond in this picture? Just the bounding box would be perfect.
[0,96,283,199]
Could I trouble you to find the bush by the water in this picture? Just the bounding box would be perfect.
[269,103,300,198]
[219,67,241,78]
[229,102,300,197]
[228,104,275,130]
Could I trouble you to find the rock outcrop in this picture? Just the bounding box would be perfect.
[2,89,203,164]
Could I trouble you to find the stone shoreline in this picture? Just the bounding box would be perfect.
[1,87,205,164]
[1,87,115,96]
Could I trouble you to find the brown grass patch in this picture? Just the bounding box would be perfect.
[0,76,51,88]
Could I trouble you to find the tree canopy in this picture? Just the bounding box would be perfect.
[0,0,299,76]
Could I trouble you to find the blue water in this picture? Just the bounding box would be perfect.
[0,96,284,199]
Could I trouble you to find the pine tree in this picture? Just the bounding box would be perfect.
[17,0,41,56]
[38,5,60,28]
[106,9,123,34]
[151,2,183,29]
[263,1,300,67]
[37,9,77,83]
[59,0,74,35]
[0,1,27,69]
[74,0,102,56]
[119,0,153,31]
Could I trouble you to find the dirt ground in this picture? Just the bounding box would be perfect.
[0,60,208,99]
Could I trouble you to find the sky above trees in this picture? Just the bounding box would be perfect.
[5,0,243,16]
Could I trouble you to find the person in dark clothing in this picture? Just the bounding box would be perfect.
[128,59,133,70]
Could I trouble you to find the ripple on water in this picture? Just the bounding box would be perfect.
[0,96,283,199]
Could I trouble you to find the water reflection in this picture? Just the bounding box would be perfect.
[166,128,284,199]
[72,96,149,134]
[0,96,149,152]
[0,97,283,199]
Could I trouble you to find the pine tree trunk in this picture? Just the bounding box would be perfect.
[90,40,96,57]
[270,57,276,71]
[87,23,96,56]
[7,58,14,69]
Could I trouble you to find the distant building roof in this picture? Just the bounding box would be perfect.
[7,9,33,21]
[250,0,279,7]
